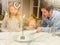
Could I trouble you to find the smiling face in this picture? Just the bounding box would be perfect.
[41,8,53,18]
[28,19,36,29]
[41,8,49,18]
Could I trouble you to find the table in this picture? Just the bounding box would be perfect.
[0,30,60,45]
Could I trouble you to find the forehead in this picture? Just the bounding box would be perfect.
[30,19,36,22]
[9,6,15,8]
[9,6,18,10]
[41,8,47,11]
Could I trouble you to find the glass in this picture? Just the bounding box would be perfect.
[39,8,42,18]
[0,3,2,15]
[33,0,38,6]
[33,7,38,17]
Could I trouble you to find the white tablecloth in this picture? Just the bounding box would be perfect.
[0,30,60,45]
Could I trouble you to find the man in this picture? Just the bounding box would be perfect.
[37,2,60,32]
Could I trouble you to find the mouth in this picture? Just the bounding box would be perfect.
[43,15,46,17]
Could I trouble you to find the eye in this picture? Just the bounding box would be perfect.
[44,11,46,13]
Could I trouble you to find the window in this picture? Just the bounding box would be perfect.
[0,0,2,15]
[45,0,60,10]
[33,0,42,19]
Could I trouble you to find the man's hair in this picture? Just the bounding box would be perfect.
[41,1,54,12]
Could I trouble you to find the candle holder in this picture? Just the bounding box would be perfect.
[13,0,33,42]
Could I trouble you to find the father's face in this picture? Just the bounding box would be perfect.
[41,8,49,18]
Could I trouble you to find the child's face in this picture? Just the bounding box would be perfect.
[29,20,36,28]
[9,6,18,15]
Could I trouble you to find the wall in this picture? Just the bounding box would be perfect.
[23,0,30,18]
[1,0,30,17]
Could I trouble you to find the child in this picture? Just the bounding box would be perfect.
[1,2,21,32]
[25,16,37,30]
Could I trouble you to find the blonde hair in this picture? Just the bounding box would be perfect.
[27,16,36,25]
[6,2,20,26]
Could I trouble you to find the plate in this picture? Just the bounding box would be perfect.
[14,33,33,42]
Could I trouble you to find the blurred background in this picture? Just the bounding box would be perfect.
[0,0,60,28]
[0,0,60,20]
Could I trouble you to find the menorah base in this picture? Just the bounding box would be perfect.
[20,36,25,39]
[14,35,33,42]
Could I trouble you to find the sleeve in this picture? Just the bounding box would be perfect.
[54,20,60,31]
[42,15,60,32]
[52,15,60,31]
[41,27,50,32]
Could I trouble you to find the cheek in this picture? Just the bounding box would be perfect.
[10,10,13,13]
[29,22,32,26]
[14,10,18,14]
[9,8,18,14]
[43,12,48,17]
[10,9,15,14]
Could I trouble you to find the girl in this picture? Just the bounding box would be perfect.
[1,2,21,32]
[25,16,37,30]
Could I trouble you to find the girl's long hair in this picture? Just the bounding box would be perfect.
[6,2,21,26]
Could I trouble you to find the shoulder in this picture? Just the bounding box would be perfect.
[53,10,60,18]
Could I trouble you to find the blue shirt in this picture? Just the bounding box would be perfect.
[42,10,60,32]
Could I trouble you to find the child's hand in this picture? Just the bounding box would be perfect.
[36,27,42,33]
[16,29,20,32]
[8,29,20,32]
